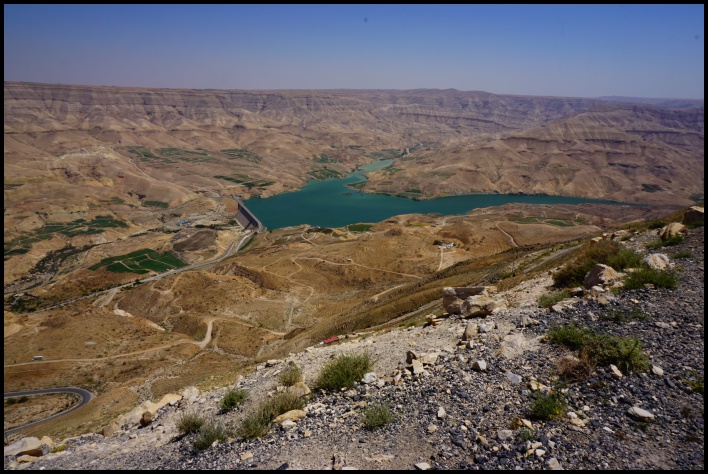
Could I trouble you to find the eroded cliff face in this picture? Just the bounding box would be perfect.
[4,82,704,209]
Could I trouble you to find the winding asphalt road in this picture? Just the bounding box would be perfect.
[4,387,93,436]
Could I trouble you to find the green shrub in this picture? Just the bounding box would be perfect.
[601,307,647,323]
[647,220,666,229]
[220,388,248,412]
[646,235,684,249]
[314,352,374,391]
[553,239,638,288]
[547,325,650,373]
[538,290,571,309]
[622,267,679,290]
[518,428,535,441]
[672,250,694,259]
[193,421,228,452]
[278,362,303,387]
[50,444,66,453]
[177,411,206,435]
[363,403,394,430]
[530,391,566,420]
[236,391,306,440]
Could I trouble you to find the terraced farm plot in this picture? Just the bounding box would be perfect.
[156,148,214,163]
[313,153,341,164]
[143,200,169,208]
[221,148,262,163]
[4,216,128,260]
[89,249,186,274]
[215,174,275,189]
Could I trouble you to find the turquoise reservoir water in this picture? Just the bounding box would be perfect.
[245,160,622,230]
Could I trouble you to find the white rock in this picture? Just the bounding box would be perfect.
[628,406,655,421]
[652,365,664,376]
[415,462,431,470]
[437,407,446,419]
[361,372,378,384]
[536,449,546,457]
[547,457,564,470]
[610,364,623,378]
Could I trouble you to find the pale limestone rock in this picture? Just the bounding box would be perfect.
[628,406,655,421]
[273,409,307,424]
[463,322,479,340]
[361,372,378,384]
[547,457,564,470]
[265,359,279,367]
[471,359,487,371]
[536,449,546,457]
[652,365,664,376]
[419,352,439,365]
[280,419,297,430]
[583,264,620,290]
[461,294,496,317]
[427,424,438,434]
[659,222,688,242]
[437,407,446,419]
[16,455,39,463]
[505,371,522,385]
[286,382,311,398]
[240,451,253,461]
[415,462,431,470]
[497,429,514,440]
[411,359,424,374]
[644,253,671,270]
[4,437,43,457]
[610,364,623,378]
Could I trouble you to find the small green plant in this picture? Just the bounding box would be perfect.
[530,390,566,420]
[236,391,306,440]
[687,376,704,395]
[552,239,640,288]
[50,444,66,453]
[547,324,594,350]
[177,411,206,435]
[538,290,571,309]
[672,250,694,259]
[362,403,394,430]
[601,307,647,323]
[622,267,679,290]
[220,388,248,412]
[646,235,684,249]
[193,421,229,452]
[647,220,666,230]
[278,362,303,387]
[518,428,535,441]
[314,352,374,391]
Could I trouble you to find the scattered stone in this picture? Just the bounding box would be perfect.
[652,365,664,376]
[241,452,253,461]
[16,455,39,464]
[140,411,154,427]
[437,407,446,419]
[547,457,564,470]
[286,382,311,398]
[427,424,438,434]
[4,437,44,457]
[266,359,279,367]
[462,322,479,340]
[419,353,439,365]
[273,410,307,424]
[497,429,513,441]
[471,359,487,371]
[682,206,704,226]
[658,222,688,242]
[411,359,424,374]
[361,372,378,384]
[280,419,297,430]
[610,364,623,379]
[505,371,522,385]
[655,321,672,329]
[627,406,655,421]
[415,462,431,470]
[536,449,546,457]
[461,294,497,317]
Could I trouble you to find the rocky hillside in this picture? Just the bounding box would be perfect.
[5,224,703,470]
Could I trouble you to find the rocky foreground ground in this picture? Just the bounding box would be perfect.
[5,227,704,470]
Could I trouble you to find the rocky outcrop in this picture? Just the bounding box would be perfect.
[659,222,688,242]
[583,264,620,289]
[682,206,704,226]
[442,286,497,317]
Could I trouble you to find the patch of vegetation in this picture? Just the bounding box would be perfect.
[221,148,262,163]
[642,183,664,193]
[310,227,333,234]
[347,223,373,232]
[601,307,647,323]
[124,146,177,164]
[647,219,667,230]
[530,390,566,420]
[552,239,642,288]
[236,392,306,440]
[547,324,650,373]
[622,267,679,290]
[362,403,394,430]
[156,148,213,163]
[193,421,229,452]
[214,174,275,189]
[143,200,169,208]
[647,235,684,249]
[278,362,303,387]
[177,411,206,435]
[538,290,571,309]
[557,354,595,382]
[687,376,704,395]
[672,250,694,259]
[220,388,248,412]
[50,444,66,453]
[314,352,374,391]
[313,153,341,164]
[307,169,345,180]
[89,249,186,274]
[518,428,535,441]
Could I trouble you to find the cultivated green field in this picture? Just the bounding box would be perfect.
[89,249,186,274]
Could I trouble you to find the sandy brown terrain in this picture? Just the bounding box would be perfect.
[3,82,701,440]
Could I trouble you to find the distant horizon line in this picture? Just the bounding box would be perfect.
[4,80,705,102]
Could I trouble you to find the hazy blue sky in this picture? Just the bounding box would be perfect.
[4,4,704,98]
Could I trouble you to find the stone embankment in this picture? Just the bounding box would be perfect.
[5,226,704,471]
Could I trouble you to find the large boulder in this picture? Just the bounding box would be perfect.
[4,437,44,457]
[583,264,620,290]
[644,253,671,270]
[442,287,495,315]
[461,294,496,317]
[658,222,688,242]
[682,206,704,226]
